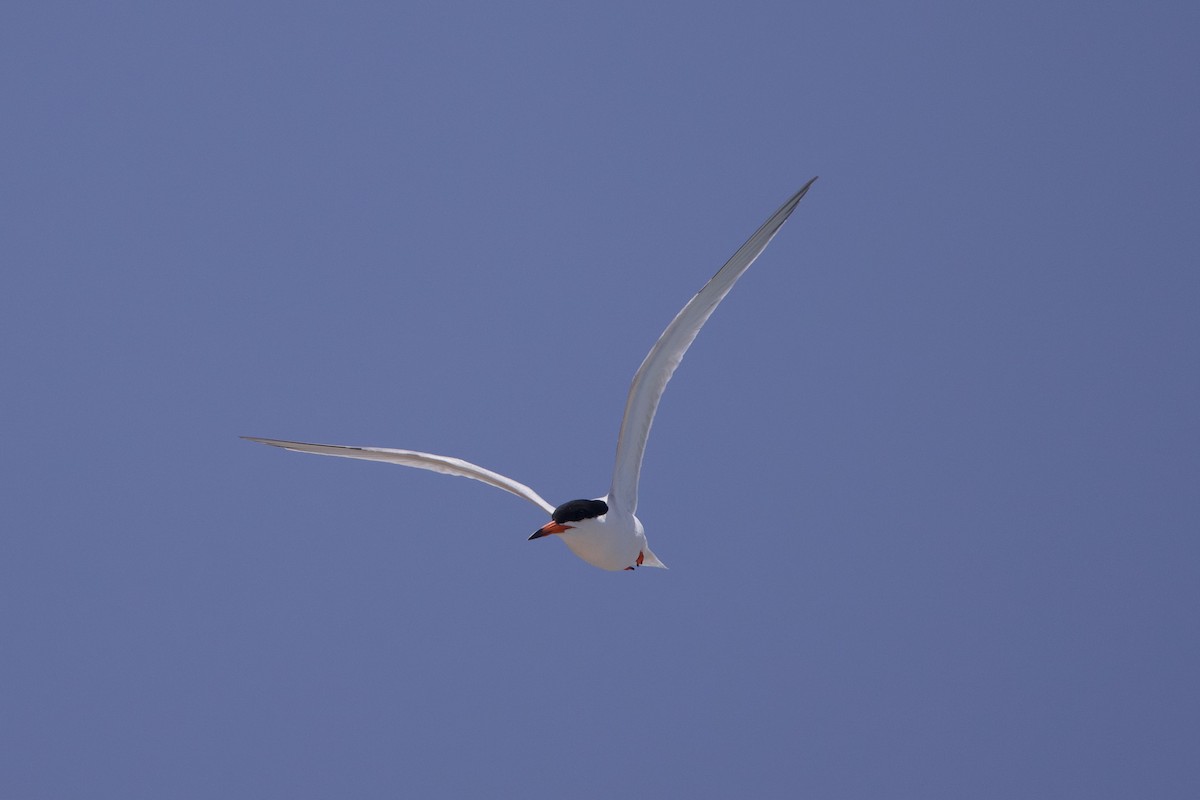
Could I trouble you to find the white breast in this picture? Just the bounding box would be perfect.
[558,514,646,571]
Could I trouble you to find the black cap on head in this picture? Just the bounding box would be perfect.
[551,498,609,524]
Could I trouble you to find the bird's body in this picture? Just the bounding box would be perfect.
[555,503,652,572]
[245,178,816,571]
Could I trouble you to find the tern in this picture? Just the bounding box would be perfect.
[245,178,817,571]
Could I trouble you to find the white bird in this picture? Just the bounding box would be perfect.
[244,178,817,571]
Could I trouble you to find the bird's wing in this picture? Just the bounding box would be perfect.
[607,178,817,517]
[242,436,555,515]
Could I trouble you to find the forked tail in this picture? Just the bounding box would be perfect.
[640,546,668,569]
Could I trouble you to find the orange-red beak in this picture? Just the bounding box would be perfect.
[529,521,571,540]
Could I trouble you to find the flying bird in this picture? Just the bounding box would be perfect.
[245,178,817,571]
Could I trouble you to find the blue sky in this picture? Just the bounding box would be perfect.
[2,2,1197,797]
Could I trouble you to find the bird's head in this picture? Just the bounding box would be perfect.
[529,498,609,539]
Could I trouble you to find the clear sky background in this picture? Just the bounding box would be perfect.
[2,2,1197,798]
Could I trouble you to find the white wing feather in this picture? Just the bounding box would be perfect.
[242,436,555,515]
[607,178,817,517]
